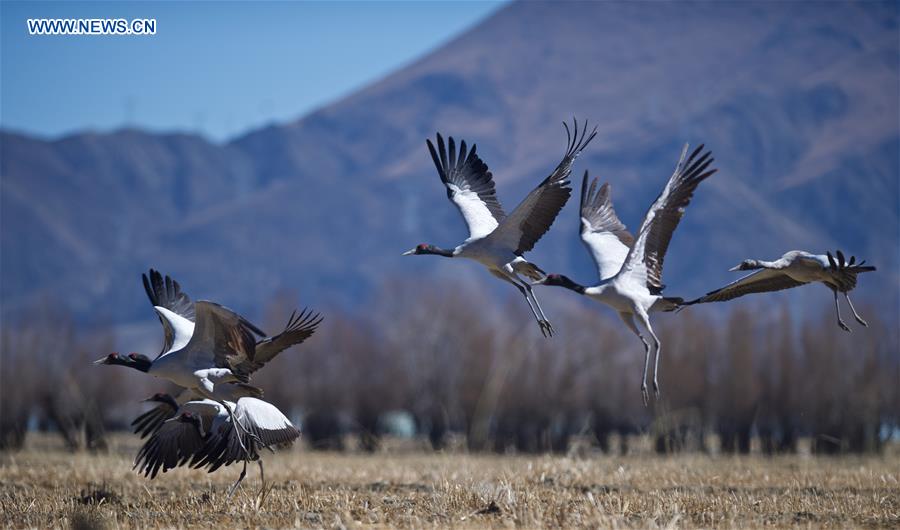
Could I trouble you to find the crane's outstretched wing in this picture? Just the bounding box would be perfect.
[617,144,716,293]
[143,269,195,320]
[427,134,506,240]
[685,269,807,304]
[133,401,220,479]
[233,397,299,447]
[143,269,196,358]
[234,309,323,375]
[184,301,265,379]
[488,118,596,255]
[131,390,195,439]
[579,172,634,281]
[191,398,299,472]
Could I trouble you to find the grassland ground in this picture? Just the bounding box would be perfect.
[1,435,898,528]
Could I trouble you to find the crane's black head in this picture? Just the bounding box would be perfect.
[127,353,152,372]
[402,243,453,257]
[94,351,151,372]
[538,274,585,294]
[729,259,759,271]
[94,352,124,366]
[127,352,151,363]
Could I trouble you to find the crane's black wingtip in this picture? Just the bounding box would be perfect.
[142,272,153,294]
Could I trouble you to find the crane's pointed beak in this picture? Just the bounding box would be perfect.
[402,248,416,256]
[531,278,548,286]
[93,356,109,365]
[728,263,743,272]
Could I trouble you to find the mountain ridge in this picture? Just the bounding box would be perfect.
[2,0,897,325]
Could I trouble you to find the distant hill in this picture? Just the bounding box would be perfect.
[2,0,897,327]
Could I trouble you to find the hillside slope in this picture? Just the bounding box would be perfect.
[2,0,897,325]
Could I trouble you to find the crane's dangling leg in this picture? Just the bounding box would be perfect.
[254,460,271,509]
[510,259,555,335]
[519,284,550,337]
[833,290,851,332]
[844,292,868,327]
[227,459,248,497]
[521,280,554,337]
[649,328,662,397]
[259,459,265,494]
[619,312,651,406]
[491,270,549,337]
[635,309,662,400]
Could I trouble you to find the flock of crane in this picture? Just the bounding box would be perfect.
[96,117,875,497]
[96,270,322,497]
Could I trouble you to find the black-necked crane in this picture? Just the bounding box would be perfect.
[96,269,321,399]
[96,269,320,454]
[683,250,876,331]
[403,119,597,336]
[131,387,257,439]
[536,144,717,404]
[133,395,299,497]
[131,391,183,439]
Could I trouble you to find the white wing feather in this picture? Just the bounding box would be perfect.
[448,184,501,240]
[235,397,294,431]
[154,306,195,358]
[581,222,631,280]
[578,176,634,281]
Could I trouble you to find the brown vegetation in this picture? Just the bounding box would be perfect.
[1,435,898,529]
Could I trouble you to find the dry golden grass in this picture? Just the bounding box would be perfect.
[1,435,898,529]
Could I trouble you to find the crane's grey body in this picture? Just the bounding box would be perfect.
[685,249,876,332]
[453,238,517,269]
[584,281,677,313]
[455,242,545,281]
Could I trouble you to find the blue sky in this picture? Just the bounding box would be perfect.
[1,1,505,142]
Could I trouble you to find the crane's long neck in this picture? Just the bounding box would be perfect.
[159,394,178,409]
[737,259,778,271]
[111,356,151,373]
[547,275,587,294]
[132,357,152,372]
[423,246,454,257]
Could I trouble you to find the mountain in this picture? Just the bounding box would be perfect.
[2,0,898,328]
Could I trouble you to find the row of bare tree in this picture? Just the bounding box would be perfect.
[1,303,119,451]
[2,280,897,454]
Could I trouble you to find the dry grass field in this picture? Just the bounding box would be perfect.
[1,436,898,529]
